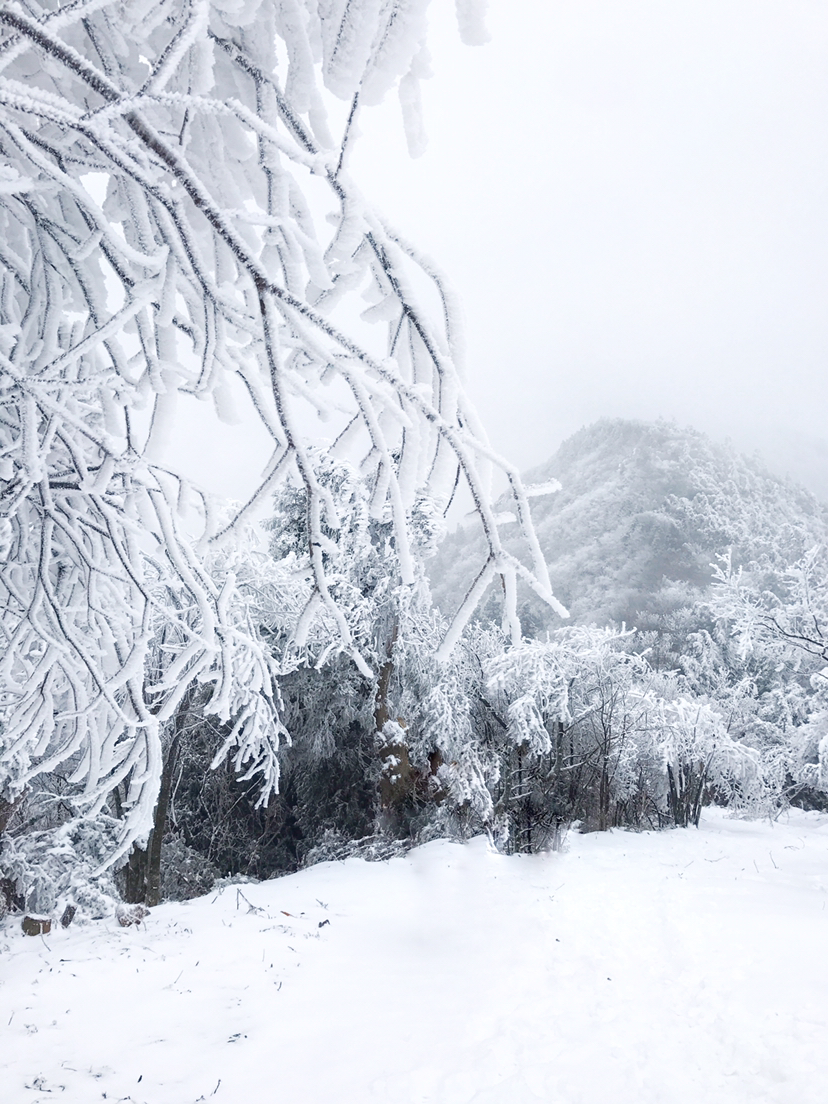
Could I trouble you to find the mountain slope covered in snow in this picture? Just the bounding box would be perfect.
[432,418,828,630]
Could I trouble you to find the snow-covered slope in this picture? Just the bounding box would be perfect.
[3,809,827,1104]
[432,418,828,629]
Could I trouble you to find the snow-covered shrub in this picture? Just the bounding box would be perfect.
[484,627,651,842]
[481,627,771,845]
[707,546,828,810]
[611,682,761,826]
[0,817,121,920]
[304,830,408,867]
[160,837,220,903]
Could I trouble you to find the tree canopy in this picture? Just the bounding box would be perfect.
[0,0,562,864]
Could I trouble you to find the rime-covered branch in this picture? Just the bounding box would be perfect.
[0,0,563,859]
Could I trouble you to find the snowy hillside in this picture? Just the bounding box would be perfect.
[3,809,827,1104]
[432,419,828,629]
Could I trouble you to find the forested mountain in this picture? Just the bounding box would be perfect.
[432,418,828,631]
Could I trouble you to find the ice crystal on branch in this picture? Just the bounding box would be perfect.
[0,0,563,861]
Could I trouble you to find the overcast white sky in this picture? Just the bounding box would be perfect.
[350,0,828,496]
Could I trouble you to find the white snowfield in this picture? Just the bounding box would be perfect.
[2,808,827,1104]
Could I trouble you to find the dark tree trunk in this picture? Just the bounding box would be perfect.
[123,843,148,903]
[144,726,184,907]
[123,690,192,905]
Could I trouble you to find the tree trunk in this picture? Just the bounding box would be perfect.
[124,691,191,906]
[123,843,148,904]
[144,727,183,907]
[375,622,414,819]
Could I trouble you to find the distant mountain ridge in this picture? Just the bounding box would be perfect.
[430,418,828,630]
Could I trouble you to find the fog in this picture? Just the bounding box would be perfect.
[350,0,828,497]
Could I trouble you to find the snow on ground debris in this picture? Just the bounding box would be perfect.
[2,808,827,1104]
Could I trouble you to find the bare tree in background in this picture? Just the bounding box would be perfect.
[0,0,565,865]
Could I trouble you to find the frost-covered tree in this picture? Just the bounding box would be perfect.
[708,546,828,806]
[0,1,563,884]
[712,546,828,668]
[255,453,498,854]
[484,626,758,844]
[156,459,501,886]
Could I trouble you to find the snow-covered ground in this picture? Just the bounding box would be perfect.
[2,808,827,1104]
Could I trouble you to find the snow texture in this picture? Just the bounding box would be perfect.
[1,808,827,1103]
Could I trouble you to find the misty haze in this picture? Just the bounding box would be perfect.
[1,4,826,1104]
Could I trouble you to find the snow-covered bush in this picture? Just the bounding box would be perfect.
[0,817,122,920]
[707,546,828,810]
[481,628,767,845]
[159,835,220,902]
